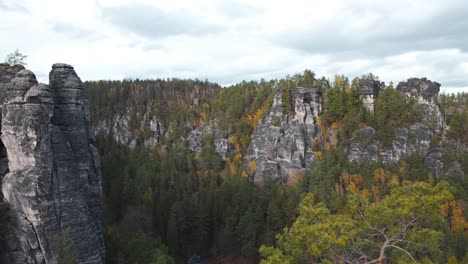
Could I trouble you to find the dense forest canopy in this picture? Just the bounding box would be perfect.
[82,70,467,263]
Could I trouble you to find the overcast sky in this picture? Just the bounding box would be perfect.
[1,0,467,93]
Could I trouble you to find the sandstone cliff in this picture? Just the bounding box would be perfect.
[247,77,461,183]
[0,63,105,263]
[349,78,457,178]
[244,87,323,183]
[396,78,445,133]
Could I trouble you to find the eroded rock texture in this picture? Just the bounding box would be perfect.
[187,124,230,159]
[349,78,447,177]
[358,79,384,112]
[348,126,445,177]
[245,87,323,183]
[397,78,445,133]
[94,108,163,149]
[0,63,104,263]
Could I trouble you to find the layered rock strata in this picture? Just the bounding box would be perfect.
[0,63,104,264]
[245,87,323,183]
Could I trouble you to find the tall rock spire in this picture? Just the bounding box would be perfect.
[0,63,104,263]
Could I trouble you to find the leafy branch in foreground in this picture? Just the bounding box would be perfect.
[260,181,454,264]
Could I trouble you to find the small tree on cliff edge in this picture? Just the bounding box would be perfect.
[5,49,27,66]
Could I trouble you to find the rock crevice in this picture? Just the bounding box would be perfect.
[245,87,323,183]
[0,63,105,264]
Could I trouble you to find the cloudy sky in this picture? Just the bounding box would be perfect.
[1,0,467,93]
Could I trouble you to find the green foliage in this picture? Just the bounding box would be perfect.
[372,86,423,147]
[105,231,174,264]
[400,153,430,181]
[89,71,466,263]
[447,109,468,145]
[299,148,345,207]
[322,78,367,139]
[272,117,280,127]
[281,89,292,115]
[200,135,224,171]
[98,135,300,261]
[52,227,77,264]
[260,181,454,263]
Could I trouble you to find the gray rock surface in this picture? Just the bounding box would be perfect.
[93,102,166,149]
[348,78,450,177]
[446,162,465,179]
[245,87,322,183]
[397,78,445,133]
[348,124,434,165]
[358,79,384,112]
[0,63,105,263]
[187,124,230,159]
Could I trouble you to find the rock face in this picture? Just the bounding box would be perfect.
[358,79,384,112]
[187,124,230,159]
[94,109,163,149]
[348,125,448,177]
[245,87,322,183]
[397,78,444,132]
[349,78,447,177]
[0,64,105,263]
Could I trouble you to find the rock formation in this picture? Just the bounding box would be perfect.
[94,109,163,149]
[187,124,230,159]
[349,78,449,177]
[358,79,384,112]
[95,109,230,158]
[348,124,434,164]
[0,63,105,263]
[397,78,444,132]
[244,87,323,183]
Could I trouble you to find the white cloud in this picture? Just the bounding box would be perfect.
[0,0,467,93]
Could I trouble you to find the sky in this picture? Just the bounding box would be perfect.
[1,0,468,93]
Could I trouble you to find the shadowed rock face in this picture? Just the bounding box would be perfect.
[358,79,384,112]
[0,63,104,263]
[397,78,440,103]
[397,78,444,133]
[245,87,322,183]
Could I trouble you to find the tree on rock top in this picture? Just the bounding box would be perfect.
[5,49,27,66]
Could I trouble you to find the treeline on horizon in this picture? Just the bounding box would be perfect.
[83,70,467,264]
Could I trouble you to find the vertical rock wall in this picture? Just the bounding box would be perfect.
[397,78,445,133]
[245,87,323,183]
[0,63,104,264]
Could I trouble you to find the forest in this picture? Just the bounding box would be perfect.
[83,71,468,263]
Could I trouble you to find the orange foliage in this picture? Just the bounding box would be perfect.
[315,151,323,159]
[242,102,270,130]
[336,172,364,197]
[248,160,256,175]
[373,168,387,186]
[442,200,466,233]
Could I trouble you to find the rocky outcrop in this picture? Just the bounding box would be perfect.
[358,80,384,112]
[94,110,163,149]
[348,78,450,177]
[187,124,230,159]
[0,64,25,192]
[397,78,444,133]
[348,124,444,175]
[0,64,104,263]
[245,87,323,183]
[95,109,231,158]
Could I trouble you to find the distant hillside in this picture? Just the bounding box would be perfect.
[85,70,467,264]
